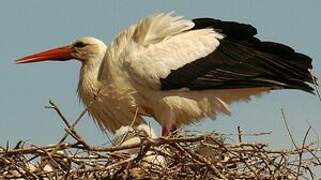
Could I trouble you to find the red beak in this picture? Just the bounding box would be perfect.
[16,45,73,64]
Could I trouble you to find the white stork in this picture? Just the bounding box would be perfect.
[16,13,315,136]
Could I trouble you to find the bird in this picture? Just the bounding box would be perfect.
[112,124,166,168]
[113,124,158,150]
[16,13,315,136]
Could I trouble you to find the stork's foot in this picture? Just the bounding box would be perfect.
[161,125,177,136]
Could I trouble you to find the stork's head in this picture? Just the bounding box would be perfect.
[16,37,106,64]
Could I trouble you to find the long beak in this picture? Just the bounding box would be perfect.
[16,45,73,64]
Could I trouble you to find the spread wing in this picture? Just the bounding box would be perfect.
[124,14,315,93]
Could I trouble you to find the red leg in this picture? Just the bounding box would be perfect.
[161,125,177,136]
[162,126,170,136]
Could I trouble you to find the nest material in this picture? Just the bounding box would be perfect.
[1,132,321,179]
[1,100,320,179]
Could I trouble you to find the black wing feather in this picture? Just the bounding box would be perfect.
[160,18,315,93]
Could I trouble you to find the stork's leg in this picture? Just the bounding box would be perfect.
[162,126,170,136]
[156,103,177,137]
[161,125,177,136]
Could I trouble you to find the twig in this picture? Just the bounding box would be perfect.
[281,108,298,149]
[184,146,228,180]
[2,98,321,179]
[86,135,206,152]
[58,104,90,144]
[0,143,75,155]
[45,100,91,149]
[118,107,139,146]
[69,156,135,174]
[45,100,71,129]
[296,126,311,178]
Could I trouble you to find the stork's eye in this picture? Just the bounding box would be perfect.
[73,42,87,48]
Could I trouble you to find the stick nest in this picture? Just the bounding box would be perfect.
[1,101,320,179]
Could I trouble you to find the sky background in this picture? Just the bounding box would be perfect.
[1,0,321,152]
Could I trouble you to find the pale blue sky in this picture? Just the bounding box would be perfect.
[1,1,321,149]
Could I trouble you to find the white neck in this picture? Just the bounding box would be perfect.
[78,48,106,101]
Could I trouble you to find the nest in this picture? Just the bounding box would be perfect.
[1,101,321,179]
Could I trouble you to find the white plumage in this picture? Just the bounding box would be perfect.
[112,124,166,168]
[113,124,158,147]
[16,13,315,136]
[77,14,268,133]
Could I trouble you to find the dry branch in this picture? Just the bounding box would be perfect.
[1,100,321,179]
